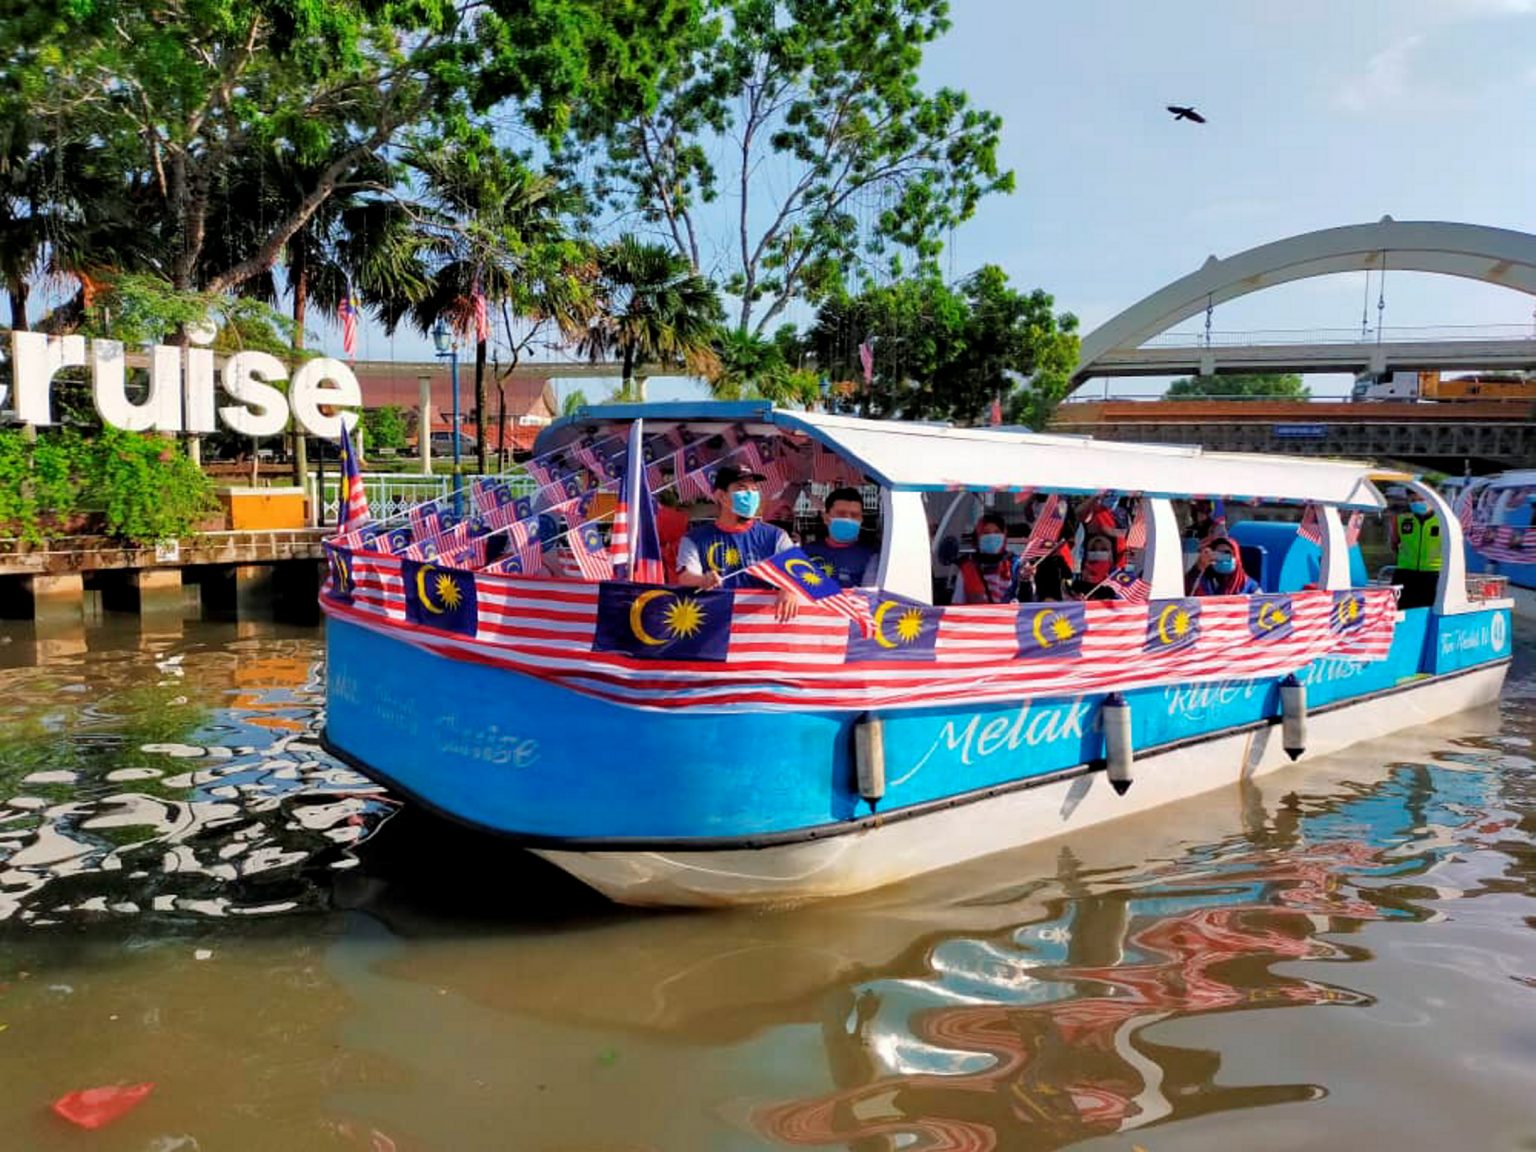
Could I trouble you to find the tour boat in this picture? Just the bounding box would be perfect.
[319,403,1512,907]
[1455,470,1536,618]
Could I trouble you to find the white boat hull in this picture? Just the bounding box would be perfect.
[534,663,1508,907]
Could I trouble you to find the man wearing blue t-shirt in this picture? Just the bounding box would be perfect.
[676,465,798,620]
[802,486,879,587]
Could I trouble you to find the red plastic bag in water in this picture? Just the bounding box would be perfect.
[51,1083,155,1129]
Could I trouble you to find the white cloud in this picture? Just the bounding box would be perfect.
[1337,36,1425,112]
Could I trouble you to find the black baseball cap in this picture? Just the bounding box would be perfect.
[712,465,768,491]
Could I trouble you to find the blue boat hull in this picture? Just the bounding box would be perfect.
[325,602,1510,900]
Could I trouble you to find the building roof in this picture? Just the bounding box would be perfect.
[349,360,558,422]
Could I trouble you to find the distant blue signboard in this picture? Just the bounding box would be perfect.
[1273,423,1328,439]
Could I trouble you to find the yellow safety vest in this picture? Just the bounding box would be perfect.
[1395,512,1443,572]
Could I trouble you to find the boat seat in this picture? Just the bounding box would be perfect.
[1240,543,1268,590]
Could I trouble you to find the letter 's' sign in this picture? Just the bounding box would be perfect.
[2,330,360,440]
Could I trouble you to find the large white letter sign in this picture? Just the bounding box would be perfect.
[10,331,87,426]
[91,340,184,432]
[289,358,363,440]
[219,351,291,438]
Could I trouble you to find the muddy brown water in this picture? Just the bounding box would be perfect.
[1,614,1535,1151]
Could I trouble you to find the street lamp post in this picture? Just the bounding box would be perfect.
[432,320,462,515]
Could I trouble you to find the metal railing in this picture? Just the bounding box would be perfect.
[1143,324,1536,348]
[310,471,537,526]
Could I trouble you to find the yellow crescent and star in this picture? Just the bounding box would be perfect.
[415,564,464,615]
[628,589,706,646]
[872,601,927,650]
[330,550,350,588]
[1334,594,1363,629]
[705,541,743,573]
[1156,602,1193,646]
[783,556,823,589]
[1031,607,1077,650]
[1255,601,1289,633]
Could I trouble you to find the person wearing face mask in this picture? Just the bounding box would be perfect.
[952,513,1021,605]
[676,465,799,619]
[803,486,879,586]
[1067,532,1123,599]
[1188,536,1260,596]
[1390,492,1443,610]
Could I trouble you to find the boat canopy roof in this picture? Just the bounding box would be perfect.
[541,402,1387,509]
[1474,470,1536,490]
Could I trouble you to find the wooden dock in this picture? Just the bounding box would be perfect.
[0,530,328,625]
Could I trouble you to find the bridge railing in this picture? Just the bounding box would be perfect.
[309,471,538,527]
[1142,323,1536,348]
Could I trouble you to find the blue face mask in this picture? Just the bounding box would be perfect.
[827,517,861,543]
[1410,502,1429,516]
[730,489,761,518]
[1212,555,1237,575]
[978,533,1005,556]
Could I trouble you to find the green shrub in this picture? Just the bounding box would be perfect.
[0,429,218,545]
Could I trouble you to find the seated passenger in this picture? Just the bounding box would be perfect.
[802,486,879,586]
[1188,536,1260,596]
[676,465,798,619]
[952,513,1022,605]
[1067,532,1121,599]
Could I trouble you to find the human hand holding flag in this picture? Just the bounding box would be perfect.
[742,547,875,636]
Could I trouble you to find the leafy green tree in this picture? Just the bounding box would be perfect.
[582,0,1011,335]
[2,0,706,300]
[561,389,590,416]
[362,406,409,453]
[393,147,590,473]
[807,266,1077,425]
[577,235,721,401]
[1166,373,1311,399]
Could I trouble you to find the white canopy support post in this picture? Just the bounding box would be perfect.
[878,488,934,604]
[1416,482,1471,614]
[1144,498,1186,600]
[1319,506,1351,591]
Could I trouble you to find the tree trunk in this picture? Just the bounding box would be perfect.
[290,245,310,489]
[496,380,508,472]
[474,337,488,474]
[7,276,28,331]
[622,344,641,402]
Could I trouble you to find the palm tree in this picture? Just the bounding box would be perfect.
[578,235,721,402]
[400,150,590,472]
[212,146,429,479]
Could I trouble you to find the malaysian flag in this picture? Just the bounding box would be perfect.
[989,395,1003,427]
[566,517,615,582]
[858,340,874,384]
[471,279,489,343]
[335,418,370,534]
[1297,504,1323,546]
[410,502,442,543]
[1345,510,1363,547]
[743,547,874,636]
[338,289,360,359]
[1105,567,1151,604]
[611,418,666,583]
[1023,494,1065,561]
[1211,498,1228,534]
[1125,501,1148,550]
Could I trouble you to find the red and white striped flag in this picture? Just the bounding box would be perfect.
[1345,510,1363,546]
[812,445,845,485]
[858,341,874,384]
[742,548,874,636]
[335,419,370,533]
[338,291,360,359]
[1297,503,1323,545]
[472,280,489,343]
[1104,568,1151,604]
[1125,502,1148,550]
[1024,494,1065,560]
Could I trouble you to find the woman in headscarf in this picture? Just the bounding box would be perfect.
[1187,535,1260,596]
[1067,531,1124,600]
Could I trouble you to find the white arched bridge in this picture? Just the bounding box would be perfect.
[1071,217,1536,387]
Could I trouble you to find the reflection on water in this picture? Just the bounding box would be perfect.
[1,615,1535,1151]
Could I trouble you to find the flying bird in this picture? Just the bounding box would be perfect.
[1167,105,1206,124]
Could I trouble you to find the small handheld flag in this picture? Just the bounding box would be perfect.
[1024,494,1065,561]
[336,418,370,535]
[743,547,875,636]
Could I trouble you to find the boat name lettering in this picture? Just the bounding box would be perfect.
[1300,658,1367,687]
[1439,623,1492,657]
[914,699,1092,770]
[434,715,539,768]
[333,673,422,736]
[1164,680,1257,720]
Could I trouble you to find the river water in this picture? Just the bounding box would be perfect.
[1,613,1534,1151]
